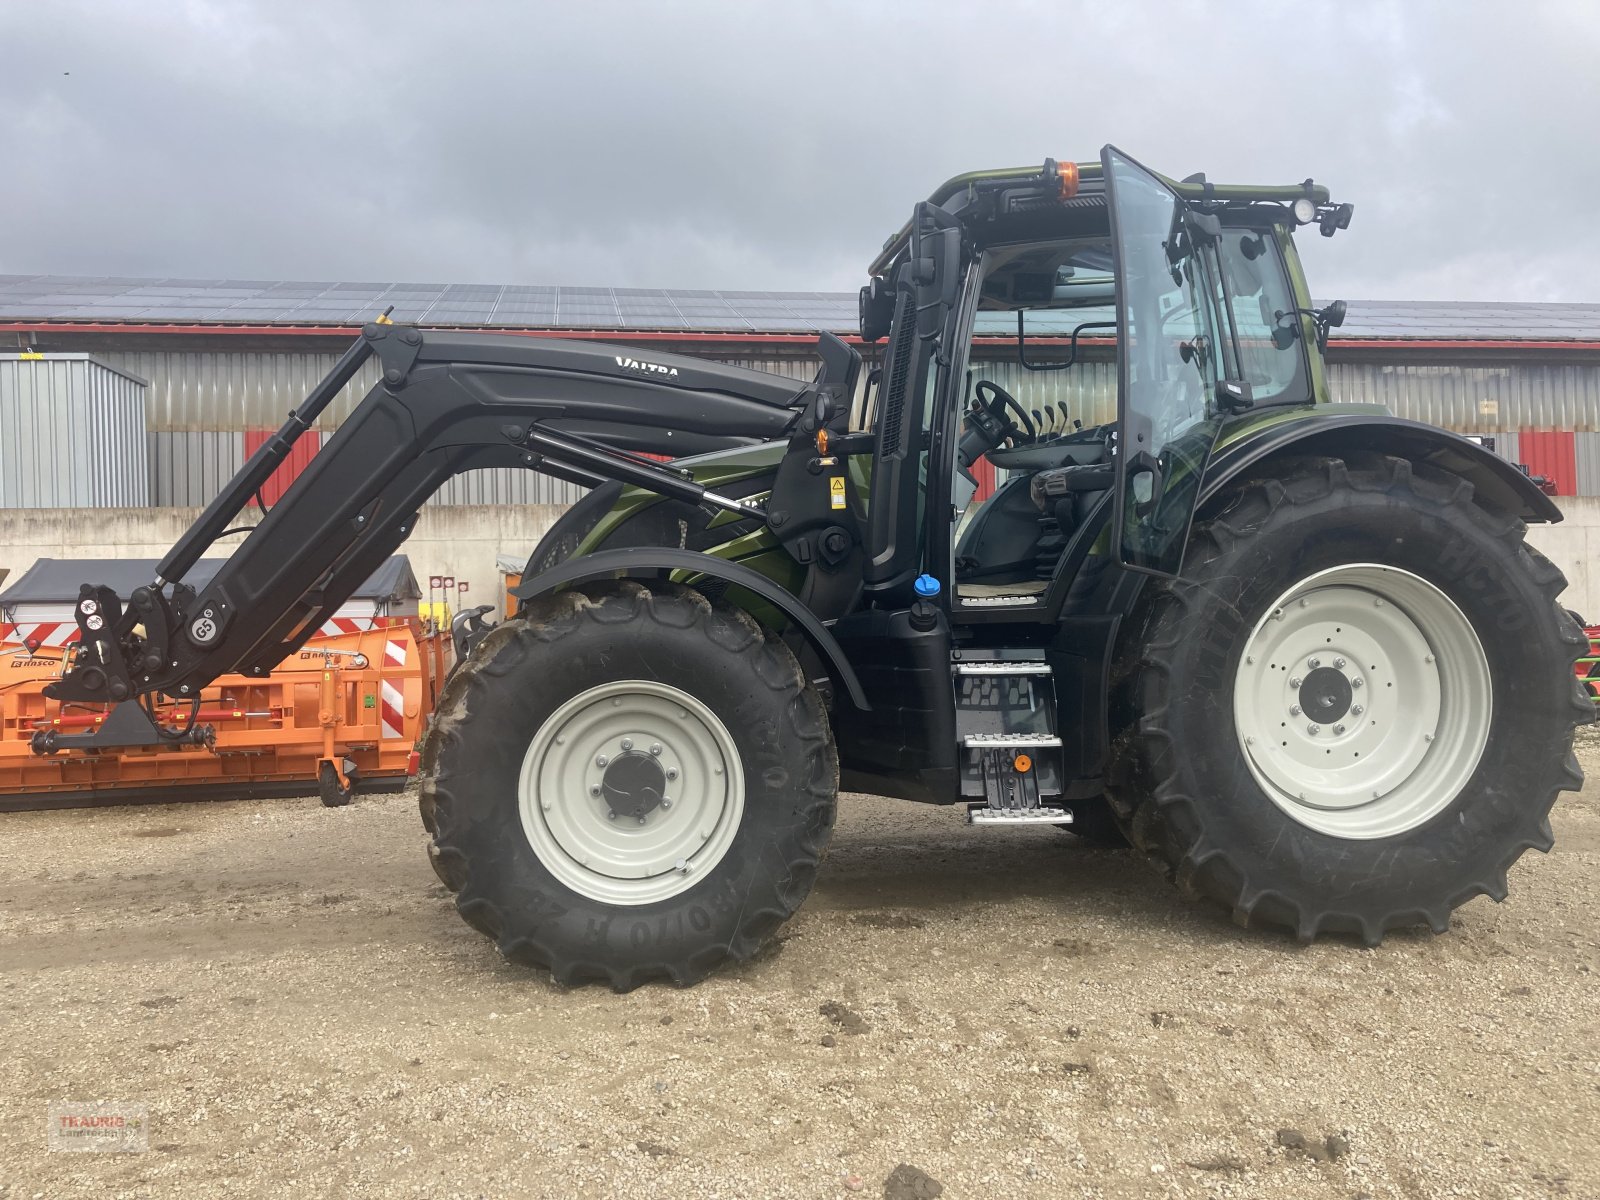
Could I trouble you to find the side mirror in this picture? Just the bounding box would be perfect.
[858,278,895,343]
[1315,299,1347,352]
[908,201,962,337]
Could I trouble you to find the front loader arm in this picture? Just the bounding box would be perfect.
[45,323,796,709]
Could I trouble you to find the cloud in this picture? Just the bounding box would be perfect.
[2,0,1596,301]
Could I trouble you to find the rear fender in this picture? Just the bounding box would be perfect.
[1200,413,1562,523]
[512,546,869,711]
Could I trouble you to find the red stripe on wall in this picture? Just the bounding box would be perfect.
[972,455,998,504]
[243,429,322,505]
[1518,430,1576,496]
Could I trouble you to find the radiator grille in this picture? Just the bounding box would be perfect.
[878,292,915,455]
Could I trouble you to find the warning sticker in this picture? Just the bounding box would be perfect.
[829,476,847,510]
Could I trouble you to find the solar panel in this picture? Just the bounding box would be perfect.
[8,275,1600,342]
[620,315,689,328]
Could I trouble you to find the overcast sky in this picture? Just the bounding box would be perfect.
[1,1,1596,303]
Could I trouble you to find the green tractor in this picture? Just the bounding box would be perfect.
[48,147,1592,989]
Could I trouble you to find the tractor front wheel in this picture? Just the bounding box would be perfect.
[418,580,837,990]
[1109,455,1592,944]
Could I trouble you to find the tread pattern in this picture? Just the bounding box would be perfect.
[418,579,837,990]
[1109,454,1593,945]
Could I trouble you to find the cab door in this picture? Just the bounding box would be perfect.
[1103,145,1229,577]
[831,200,966,804]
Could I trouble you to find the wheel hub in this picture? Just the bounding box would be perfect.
[1299,666,1353,725]
[1232,564,1492,840]
[601,751,667,821]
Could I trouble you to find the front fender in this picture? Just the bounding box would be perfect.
[512,546,870,711]
[1201,412,1562,523]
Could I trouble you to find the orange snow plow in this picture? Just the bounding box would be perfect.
[0,556,450,810]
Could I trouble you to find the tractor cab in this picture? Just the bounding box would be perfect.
[858,146,1346,605]
[831,146,1355,810]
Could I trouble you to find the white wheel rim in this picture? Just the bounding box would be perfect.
[1232,563,1492,840]
[518,680,744,905]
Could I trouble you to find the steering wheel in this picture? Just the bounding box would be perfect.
[972,380,1036,444]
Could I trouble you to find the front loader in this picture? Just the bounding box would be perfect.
[43,146,1592,989]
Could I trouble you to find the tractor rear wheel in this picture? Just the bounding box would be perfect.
[1109,455,1592,944]
[418,580,837,990]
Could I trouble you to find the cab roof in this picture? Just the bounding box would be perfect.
[868,151,1334,278]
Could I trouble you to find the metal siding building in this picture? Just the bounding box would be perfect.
[0,353,149,508]
[95,347,385,431]
[5,275,1600,505]
[0,337,826,507]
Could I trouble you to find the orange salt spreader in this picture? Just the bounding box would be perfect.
[0,555,451,810]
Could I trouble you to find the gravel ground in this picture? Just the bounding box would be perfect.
[2,736,1598,1199]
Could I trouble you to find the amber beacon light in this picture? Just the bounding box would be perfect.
[1056,161,1079,199]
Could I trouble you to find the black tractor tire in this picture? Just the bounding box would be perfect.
[1108,454,1592,944]
[1058,797,1132,849]
[418,579,837,991]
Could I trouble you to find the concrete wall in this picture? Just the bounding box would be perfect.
[1524,497,1600,623]
[0,505,568,613]
[3,497,1598,624]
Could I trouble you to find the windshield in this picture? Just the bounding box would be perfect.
[969,228,1310,419]
[1105,148,1228,575]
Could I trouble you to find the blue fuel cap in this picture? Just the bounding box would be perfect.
[913,574,941,598]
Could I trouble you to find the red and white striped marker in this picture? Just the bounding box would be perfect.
[378,636,408,738]
[380,680,406,739]
[0,622,74,648]
[320,616,374,636]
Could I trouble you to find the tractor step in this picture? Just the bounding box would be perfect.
[952,662,1051,675]
[967,803,1074,826]
[962,732,1062,748]
[959,594,1042,607]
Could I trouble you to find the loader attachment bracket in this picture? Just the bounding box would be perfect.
[44,585,137,704]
